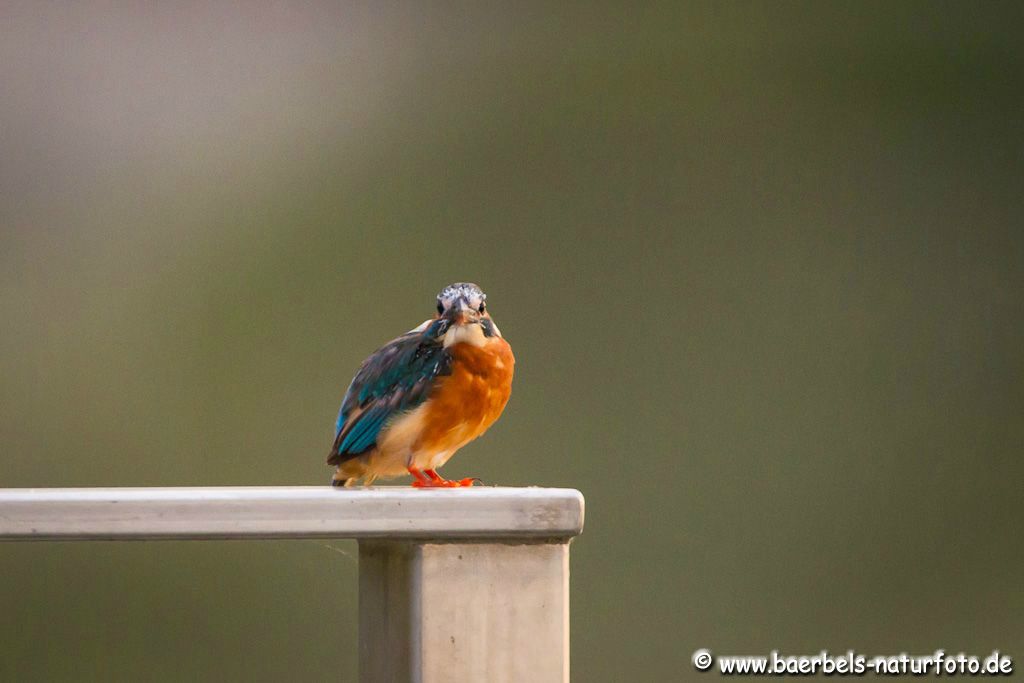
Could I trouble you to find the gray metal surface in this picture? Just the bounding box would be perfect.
[0,485,583,682]
[360,541,570,683]
[0,486,585,541]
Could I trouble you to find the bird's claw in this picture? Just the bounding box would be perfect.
[411,477,478,488]
[408,467,480,488]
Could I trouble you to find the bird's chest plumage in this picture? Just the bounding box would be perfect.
[417,337,514,458]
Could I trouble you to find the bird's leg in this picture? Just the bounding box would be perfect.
[422,468,477,488]
[408,466,476,488]
[406,449,478,487]
[407,465,432,486]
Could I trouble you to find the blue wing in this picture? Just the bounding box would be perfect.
[327,320,451,465]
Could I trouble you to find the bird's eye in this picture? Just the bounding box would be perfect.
[478,302,486,313]
[436,301,445,315]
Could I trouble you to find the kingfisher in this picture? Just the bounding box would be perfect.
[327,283,515,488]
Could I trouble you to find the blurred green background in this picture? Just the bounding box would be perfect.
[2,2,1022,681]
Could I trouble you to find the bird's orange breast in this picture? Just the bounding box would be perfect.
[416,337,515,455]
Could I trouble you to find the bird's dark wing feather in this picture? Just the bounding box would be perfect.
[327,320,450,465]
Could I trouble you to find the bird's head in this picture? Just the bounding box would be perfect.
[434,282,502,343]
[436,282,487,325]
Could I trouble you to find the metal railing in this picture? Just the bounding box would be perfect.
[0,486,585,683]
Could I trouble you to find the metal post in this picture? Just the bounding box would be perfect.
[359,540,569,683]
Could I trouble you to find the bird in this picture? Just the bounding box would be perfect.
[327,283,514,488]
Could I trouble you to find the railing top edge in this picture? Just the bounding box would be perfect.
[0,486,585,542]
[0,485,581,498]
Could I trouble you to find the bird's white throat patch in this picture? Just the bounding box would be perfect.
[443,322,488,348]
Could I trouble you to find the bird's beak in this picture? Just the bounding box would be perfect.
[445,299,480,325]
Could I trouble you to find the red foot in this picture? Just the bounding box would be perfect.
[408,467,477,488]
